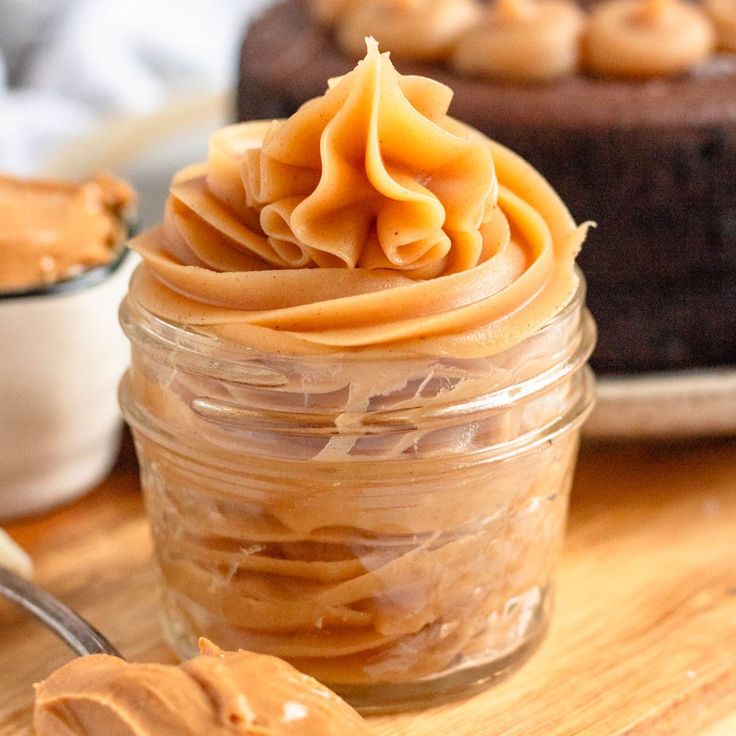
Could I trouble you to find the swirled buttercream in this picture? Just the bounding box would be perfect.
[33,639,372,735]
[131,39,587,357]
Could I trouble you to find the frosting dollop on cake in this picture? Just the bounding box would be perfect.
[706,0,736,51]
[131,39,586,357]
[0,173,134,292]
[33,639,372,735]
[453,0,586,82]
[314,0,726,81]
[309,0,357,24]
[584,0,716,78]
[336,0,480,62]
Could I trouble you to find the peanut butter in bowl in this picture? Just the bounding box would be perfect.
[119,39,596,711]
[0,171,137,520]
[0,173,134,294]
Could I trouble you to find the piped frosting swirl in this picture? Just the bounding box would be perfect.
[131,40,586,357]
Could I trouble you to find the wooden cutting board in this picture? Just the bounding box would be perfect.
[2,436,736,736]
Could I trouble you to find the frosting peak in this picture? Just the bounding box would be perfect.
[131,40,586,357]
[241,40,494,276]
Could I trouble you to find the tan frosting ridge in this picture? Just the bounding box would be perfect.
[335,0,481,62]
[131,40,586,357]
[0,173,134,292]
[452,0,586,82]
[706,0,736,51]
[33,639,372,735]
[584,0,716,78]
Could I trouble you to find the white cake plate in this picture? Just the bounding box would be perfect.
[586,369,736,438]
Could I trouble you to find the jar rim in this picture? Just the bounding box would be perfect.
[120,267,595,457]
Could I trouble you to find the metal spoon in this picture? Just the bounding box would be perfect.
[0,566,121,657]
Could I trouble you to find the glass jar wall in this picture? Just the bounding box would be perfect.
[119,277,595,712]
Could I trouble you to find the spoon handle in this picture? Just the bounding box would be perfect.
[0,566,122,658]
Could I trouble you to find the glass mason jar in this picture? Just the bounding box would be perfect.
[119,274,595,712]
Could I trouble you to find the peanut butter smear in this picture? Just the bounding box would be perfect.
[131,39,587,357]
[0,173,134,293]
[33,639,372,735]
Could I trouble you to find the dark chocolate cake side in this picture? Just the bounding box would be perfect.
[238,0,736,374]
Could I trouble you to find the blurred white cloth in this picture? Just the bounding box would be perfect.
[0,0,271,174]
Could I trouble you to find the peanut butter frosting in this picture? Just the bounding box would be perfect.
[309,0,358,24]
[313,0,729,81]
[583,0,716,78]
[706,0,736,51]
[33,639,372,735]
[336,0,481,62]
[0,173,134,293]
[452,0,586,82]
[130,39,587,358]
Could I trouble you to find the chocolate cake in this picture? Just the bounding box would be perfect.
[237,0,736,374]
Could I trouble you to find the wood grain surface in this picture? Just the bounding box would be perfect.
[1,436,736,735]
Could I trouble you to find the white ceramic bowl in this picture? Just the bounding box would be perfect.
[0,251,136,520]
